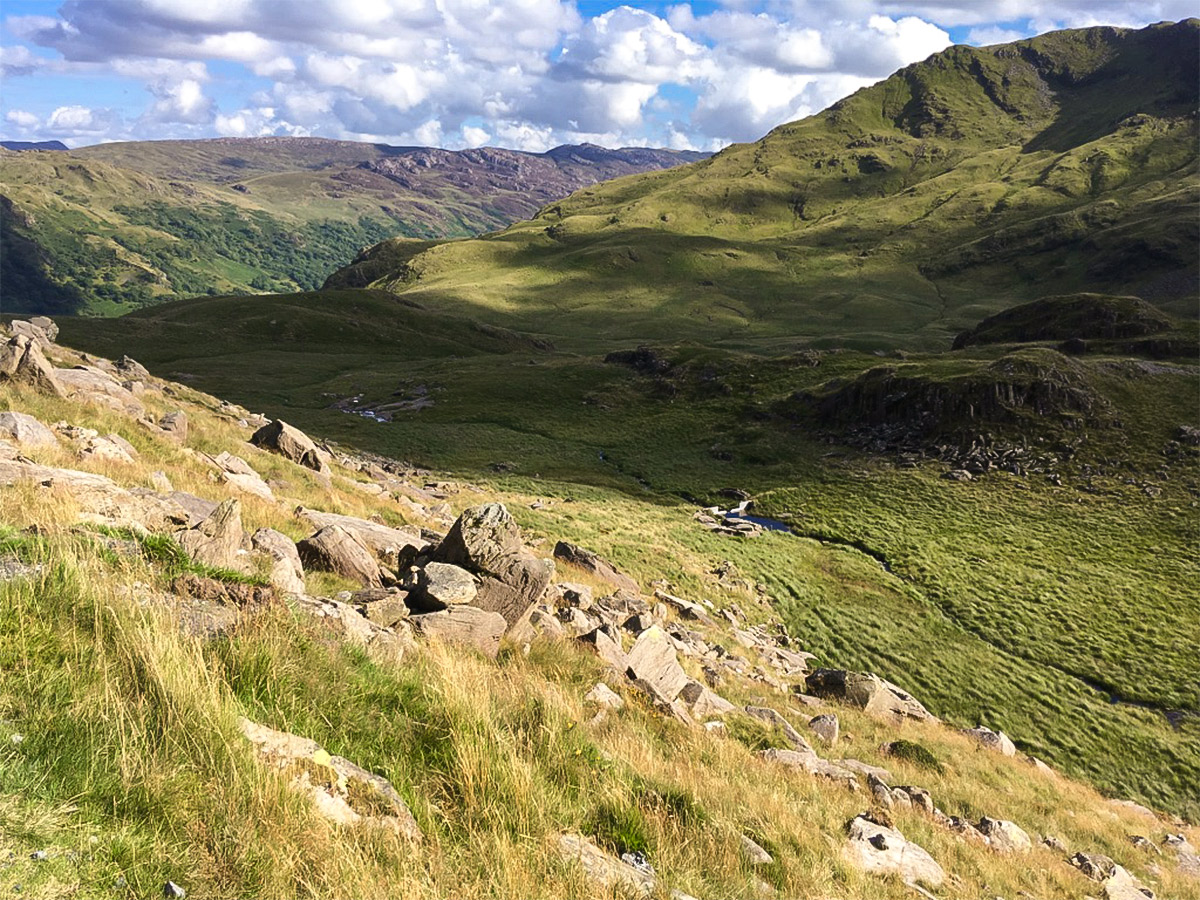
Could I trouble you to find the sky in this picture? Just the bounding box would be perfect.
[0,1,1193,152]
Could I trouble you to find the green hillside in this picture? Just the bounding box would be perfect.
[0,139,702,316]
[328,19,1199,351]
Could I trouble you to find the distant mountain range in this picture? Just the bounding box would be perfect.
[0,138,706,315]
[0,140,68,152]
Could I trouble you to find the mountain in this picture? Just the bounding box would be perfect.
[38,21,1200,823]
[0,138,705,315]
[0,140,68,151]
[327,19,1199,351]
[2,318,1199,899]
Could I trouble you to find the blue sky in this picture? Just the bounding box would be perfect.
[1,0,1192,150]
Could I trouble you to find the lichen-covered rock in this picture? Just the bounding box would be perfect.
[251,527,306,594]
[0,411,57,448]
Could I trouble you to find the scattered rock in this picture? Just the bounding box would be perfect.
[175,498,246,571]
[431,503,554,632]
[0,411,57,448]
[744,706,814,753]
[162,882,186,899]
[553,540,639,593]
[805,669,936,723]
[966,725,1017,756]
[251,528,306,594]
[842,815,945,888]
[159,410,188,442]
[291,593,411,660]
[297,507,427,564]
[760,748,859,787]
[297,525,385,588]
[115,355,150,379]
[251,419,330,474]
[56,366,143,416]
[1072,852,1119,880]
[678,680,736,718]
[210,451,273,500]
[808,713,839,745]
[239,717,421,840]
[409,605,507,657]
[1103,865,1157,900]
[577,627,628,671]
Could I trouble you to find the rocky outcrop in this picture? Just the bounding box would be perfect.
[238,717,421,839]
[804,668,936,723]
[842,815,945,888]
[297,525,385,588]
[0,334,65,397]
[0,411,57,448]
[552,540,638,593]
[431,503,553,632]
[296,507,426,564]
[251,420,330,474]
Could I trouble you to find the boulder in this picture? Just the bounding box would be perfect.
[744,706,814,754]
[808,713,839,745]
[10,317,55,346]
[585,682,625,710]
[55,366,143,416]
[431,503,553,632]
[251,420,329,474]
[678,680,736,718]
[238,717,421,840]
[739,834,773,866]
[0,335,65,397]
[115,355,149,379]
[625,626,690,703]
[81,434,138,464]
[297,525,384,588]
[1071,852,1119,881]
[159,410,188,443]
[28,316,57,341]
[403,561,477,611]
[1103,866,1157,900]
[977,817,1031,853]
[291,593,411,661]
[842,815,945,888]
[297,507,426,563]
[556,833,654,897]
[211,452,273,500]
[408,605,507,657]
[251,528,306,594]
[577,627,628,671]
[0,411,57,448]
[804,669,936,723]
[966,725,1017,756]
[552,540,639,593]
[760,748,858,787]
[175,498,246,571]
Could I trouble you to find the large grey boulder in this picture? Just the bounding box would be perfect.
[297,525,384,587]
[251,527,305,594]
[409,605,507,658]
[625,625,689,703]
[175,498,246,571]
[0,411,57,448]
[55,366,144,417]
[404,561,477,611]
[842,815,945,888]
[804,669,937,724]
[251,420,330,474]
[552,540,639,593]
[297,507,426,563]
[0,335,65,397]
[431,503,553,632]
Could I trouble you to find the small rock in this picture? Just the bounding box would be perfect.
[842,815,945,888]
[163,882,186,899]
[965,725,1017,756]
[808,713,839,745]
[585,682,625,710]
[977,817,1031,853]
[740,834,773,865]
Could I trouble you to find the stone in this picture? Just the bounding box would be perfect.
[577,627,628,671]
[842,815,945,888]
[405,561,477,611]
[0,411,57,448]
[251,420,329,473]
[546,581,594,609]
[528,608,566,640]
[585,682,625,710]
[804,669,936,723]
[56,366,143,416]
[744,706,814,753]
[251,527,306,594]
[896,786,934,815]
[947,817,988,845]
[297,507,427,563]
[81,434,137,464]
[0,335,65,397]
[115,355,149,379]
[553,540,639,593]
[622,612,656,634]
[678,680,736,718]
[1103,865,1157,900]
[159,410,188,442]
[625,626,690,703]
[163,881,186,899]
[1043,835,1068,853]
[239,717,421,840]
[164,490,218,527]
[432,503,554,632]
[291,593,411,661]
[297,526,384,588]
[28,316,58,341]
[739,834,773,865]
[977,817,1031,853]
[409,605,507,657]
[211,452,273,500]
[838,759,892,781]
[808,713,839,745]
[175,498,246,570]
[557,833,654,896]
[965,725,1017,757]
[1071,852,1119,881]
[1164,834,1200,877]
[760,748,859,787]
[557,606,598,636]
[653,589,714,625]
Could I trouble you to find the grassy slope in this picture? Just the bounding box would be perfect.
[329,20,1199,350]
[2,344,1199,899]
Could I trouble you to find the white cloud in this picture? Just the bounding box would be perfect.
[5,109,41,128]
[461,124,491,147]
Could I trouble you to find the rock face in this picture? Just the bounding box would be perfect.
[175,498,246,570]
[842,815,945,888]
[0,335,65,397]
[297,525,384,588]
[431,503,554,632]
[552,540,639,593]
[238,717,421,840]
[0,411,57,448]
[408,605,507,657]
[250,420,330,474]
[805,669,936,723]
[251,528,306,594]
[966,725,1017,756]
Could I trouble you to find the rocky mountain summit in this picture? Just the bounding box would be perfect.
[1,316,1197,898]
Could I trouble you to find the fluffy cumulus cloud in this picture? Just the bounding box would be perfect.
[0,0,1191,149]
